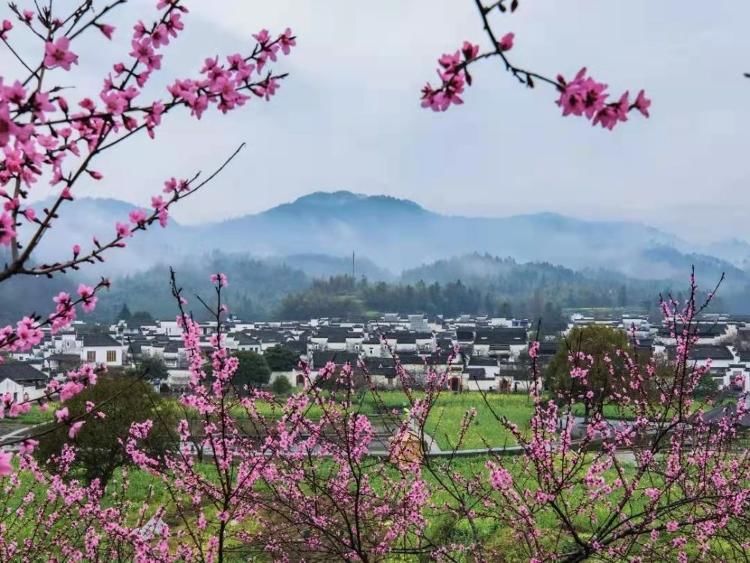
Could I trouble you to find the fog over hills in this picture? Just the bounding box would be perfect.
[8,191,750,321]
[28,190,750,285]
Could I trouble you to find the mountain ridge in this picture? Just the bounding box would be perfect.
[22,191,750,284]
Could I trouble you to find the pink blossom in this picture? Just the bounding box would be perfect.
[634,89,651,118]
[22,207,36,222]
[55,406,69,423]
[498,32,515,52]
[210,273,228,287]
[461,41,479,61]
[128,209,148,227]
[15,317,43,349]
[0,212,15,246]
[151,24,170,48]
[43,37,79,71]
[130,38,162,70]
[19,439,38,455]
[100,90,128,115]
[77,284,98,313]
[115,222,132,238]
[279,28,296,55]
[528,341,540,359]
[488,462,513,491]
[163,177,188,193]
[60,381,84,402]
[97,23,115,39]
[68,420,85,439]
[557,68,608,119]
[0,19,12,40]
[592,91,629,130]
[0,451,12,476]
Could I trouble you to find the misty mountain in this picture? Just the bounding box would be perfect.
[24,191,749,287]
[204,191,688,276]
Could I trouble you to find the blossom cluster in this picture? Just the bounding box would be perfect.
[556,67,651,130]
[420,41,479,111]
[420,2,651,129]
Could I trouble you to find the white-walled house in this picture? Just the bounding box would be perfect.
[80,334,125,366]
[54,331,81,355]
[394,333,418,354]
[416,333,436,353]
[156,320,182,337]
[228,333,262,353]
[165,369,191,392]
[462,368,497,391]
[361,337,383,358]
[467,356,500,379]
[0,363,47,402]
[345,333,364,353]
[668,345,736,375]
[473,328,527,359]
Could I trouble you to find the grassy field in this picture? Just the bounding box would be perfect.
[423,393,533,450]
[227,390,535,450]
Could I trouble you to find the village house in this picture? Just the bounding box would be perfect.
[473,328,527,359]
[0,362,48,402]
[80,333,126,367]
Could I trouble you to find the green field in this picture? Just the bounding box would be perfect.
[227,390,535,450]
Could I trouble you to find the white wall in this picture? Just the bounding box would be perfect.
[81,346,124,366]
[0,379,45,402]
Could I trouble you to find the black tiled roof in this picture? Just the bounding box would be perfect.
[0,362,47,383]
[395,353,426,365]
[667,345,734,361]
[456,329,474,342]
[233,332,260,345]
[468,356,499,367]
[82,334,121,348]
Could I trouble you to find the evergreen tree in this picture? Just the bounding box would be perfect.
[117,303,132,321]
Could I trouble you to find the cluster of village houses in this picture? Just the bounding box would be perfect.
[2,310,750,403]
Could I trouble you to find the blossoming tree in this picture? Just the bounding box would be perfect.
[0,0,293,432]
[0,0,295,557]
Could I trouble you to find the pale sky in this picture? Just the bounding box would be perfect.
[7,0,750,242]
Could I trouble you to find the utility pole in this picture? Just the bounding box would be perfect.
[352,251,355,279]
